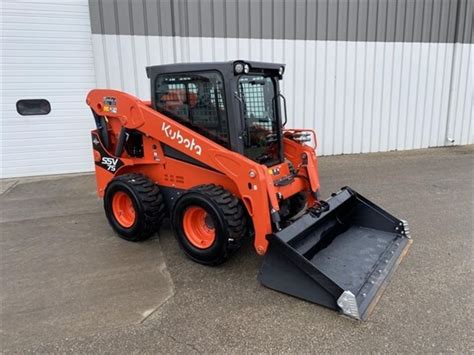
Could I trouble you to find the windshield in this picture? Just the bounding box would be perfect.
[238,75,281,166]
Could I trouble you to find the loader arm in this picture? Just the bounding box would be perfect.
[87,89,291,254]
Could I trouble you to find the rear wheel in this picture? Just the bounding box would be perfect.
[172,184,247,265]
[104,173,165,241]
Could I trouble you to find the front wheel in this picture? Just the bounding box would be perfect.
[171,184,248,265]
[104,174,165,241]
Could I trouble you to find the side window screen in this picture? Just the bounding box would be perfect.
[155,72,229,148]
[16,99,51,116]
[239,80,268,120]
[238,75,281,166]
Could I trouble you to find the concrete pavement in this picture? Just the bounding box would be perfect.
[1,146,472,353]
[1,175,174,351]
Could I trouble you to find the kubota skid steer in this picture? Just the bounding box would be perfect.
[86,61,412,320]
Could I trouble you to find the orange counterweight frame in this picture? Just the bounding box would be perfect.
[86,89,320,255]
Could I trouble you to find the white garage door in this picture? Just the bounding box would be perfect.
[1,0,96,178]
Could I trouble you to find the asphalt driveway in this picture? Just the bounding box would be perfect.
[1,146,472,353]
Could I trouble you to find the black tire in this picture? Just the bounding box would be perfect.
[171,184,248,265]
[104,173,165,242]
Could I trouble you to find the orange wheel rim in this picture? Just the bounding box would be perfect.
[182,206,216,249]
[112,191,136,228]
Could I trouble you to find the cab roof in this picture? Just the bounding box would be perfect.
[146,60,285,78]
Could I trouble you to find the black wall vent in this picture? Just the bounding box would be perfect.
[16,99,51,116]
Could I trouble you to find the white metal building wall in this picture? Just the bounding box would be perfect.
[89,0,473,156]
[91,36,473,155]
[1,0,96,178]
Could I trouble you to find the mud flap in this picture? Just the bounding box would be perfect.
[258,187,412,320]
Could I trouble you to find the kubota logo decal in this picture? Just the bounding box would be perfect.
[101,157,119,171]
[162,122,202,156]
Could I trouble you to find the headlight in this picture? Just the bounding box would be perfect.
[279,66,284,76]
[234,63,244,74]
[244,64,250,74]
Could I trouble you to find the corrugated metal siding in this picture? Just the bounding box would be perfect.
[1,0,96,177]
[89,0,473,43]
[90,0,473,155]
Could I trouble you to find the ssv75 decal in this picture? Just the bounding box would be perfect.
[101,157,119,172]
[91,132,124,173]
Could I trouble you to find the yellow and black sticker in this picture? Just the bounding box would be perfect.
[268,168,281,176]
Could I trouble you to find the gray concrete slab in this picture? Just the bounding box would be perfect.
[0,175,174,351]
[1,146,472,353]
[0,180,17,195]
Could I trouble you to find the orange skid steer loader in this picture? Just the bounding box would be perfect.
[87,61,412,320]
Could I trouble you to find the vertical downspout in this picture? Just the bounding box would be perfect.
[444,0,462,144]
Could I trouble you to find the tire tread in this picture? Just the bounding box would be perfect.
[109,173,165,241]
[188,184,248,264]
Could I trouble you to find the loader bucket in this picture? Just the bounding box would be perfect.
[258,187,412,320]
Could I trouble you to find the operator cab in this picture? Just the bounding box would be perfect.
[146,61,286,166]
